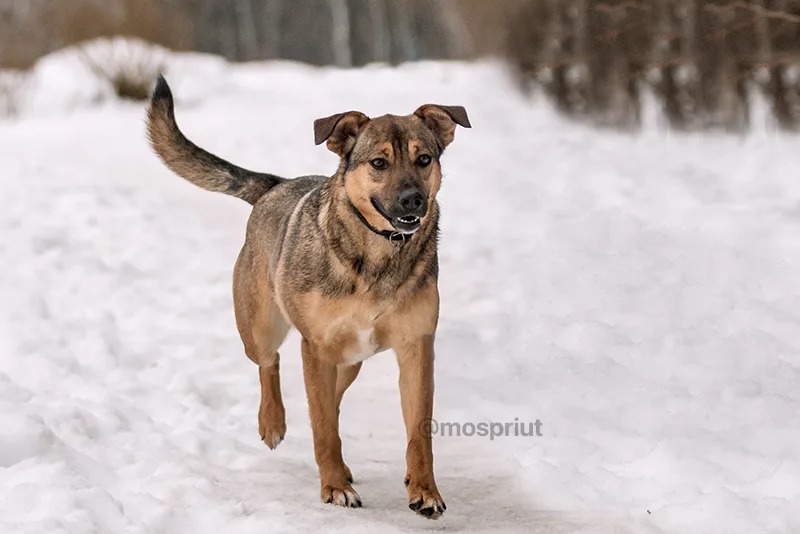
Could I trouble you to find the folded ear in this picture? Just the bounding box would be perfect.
[413,104,471,149]
[313,111,370,156]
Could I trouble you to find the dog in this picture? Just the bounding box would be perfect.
[146,76,470,519]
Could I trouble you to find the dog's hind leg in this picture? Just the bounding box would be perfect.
[234,251,290,449]
[257,350,288,449]
[335,362,362,482]
[249,302,290,449]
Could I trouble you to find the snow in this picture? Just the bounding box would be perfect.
[1,54,799,533]
[8,47,114,117]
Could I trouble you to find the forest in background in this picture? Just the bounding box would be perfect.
[1,0,799,130]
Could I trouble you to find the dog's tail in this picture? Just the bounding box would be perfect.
[146,76,283,205]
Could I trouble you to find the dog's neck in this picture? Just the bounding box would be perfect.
[346,200,409,245]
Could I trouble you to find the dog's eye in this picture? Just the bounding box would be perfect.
[416,154,432,167]
[370,158,387,170]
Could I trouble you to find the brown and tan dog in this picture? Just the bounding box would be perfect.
[146,76,470,519]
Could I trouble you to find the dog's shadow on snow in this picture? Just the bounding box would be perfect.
[238,455,592,533]
[363,472,588,533]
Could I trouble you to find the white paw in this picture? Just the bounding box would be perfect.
[322,485,362,508]
[262,431,284,450]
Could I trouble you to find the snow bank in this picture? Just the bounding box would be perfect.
[3,39,228,119]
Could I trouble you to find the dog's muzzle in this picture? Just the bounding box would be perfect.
[371,195,425,234]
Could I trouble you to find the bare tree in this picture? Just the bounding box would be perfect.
[260,0,283,58]
[330,0,352,67]
[368,0,390,62]
[235,0,259,60]
[503,0,800,130]
[3,0,799,130]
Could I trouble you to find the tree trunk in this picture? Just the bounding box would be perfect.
[368,0,390,62]
[235,0,258,60]
[259,0,281,58]
[330,0,352,67]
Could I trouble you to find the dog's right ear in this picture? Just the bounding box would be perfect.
[314,111,370,157]
[414,104,471,149]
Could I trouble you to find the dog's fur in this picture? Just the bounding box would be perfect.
[146,77,470,519]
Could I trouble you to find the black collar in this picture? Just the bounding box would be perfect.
[348,201,408,245]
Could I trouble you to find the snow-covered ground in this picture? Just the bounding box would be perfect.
[1,53,799,533]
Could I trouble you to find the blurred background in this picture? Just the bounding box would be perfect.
[2,3,800,532]
[1,0,799,130]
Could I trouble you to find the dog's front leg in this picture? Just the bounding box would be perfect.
[397,335,446,519]
[301,337,362,508]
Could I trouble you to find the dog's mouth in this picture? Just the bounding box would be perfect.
[370,198,423,234]
[393,215,421,234]
[396,215,420,225]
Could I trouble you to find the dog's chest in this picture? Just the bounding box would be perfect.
[330,307,390,365]
[341,327,379,364]
[304,295,392,365]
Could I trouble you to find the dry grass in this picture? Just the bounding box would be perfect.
[79,38,166,101]
[0,69,27,118]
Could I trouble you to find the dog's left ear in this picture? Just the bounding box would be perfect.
[414,104,471,149]
[314,111,370,157]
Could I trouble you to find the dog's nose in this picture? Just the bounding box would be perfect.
[398,188,425,213]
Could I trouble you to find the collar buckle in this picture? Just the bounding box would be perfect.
[388,231,406,245]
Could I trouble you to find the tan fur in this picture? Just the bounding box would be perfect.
[344,164,394,233]
[146,77,470,519]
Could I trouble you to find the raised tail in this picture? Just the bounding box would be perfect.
[146,76,283,205]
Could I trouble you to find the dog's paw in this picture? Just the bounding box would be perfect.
[261,429,284,450]
[405,476,446,519]
[258,414,286,450]
[321,484,362,508]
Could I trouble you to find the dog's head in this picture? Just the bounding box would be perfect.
[314,105,470,235]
